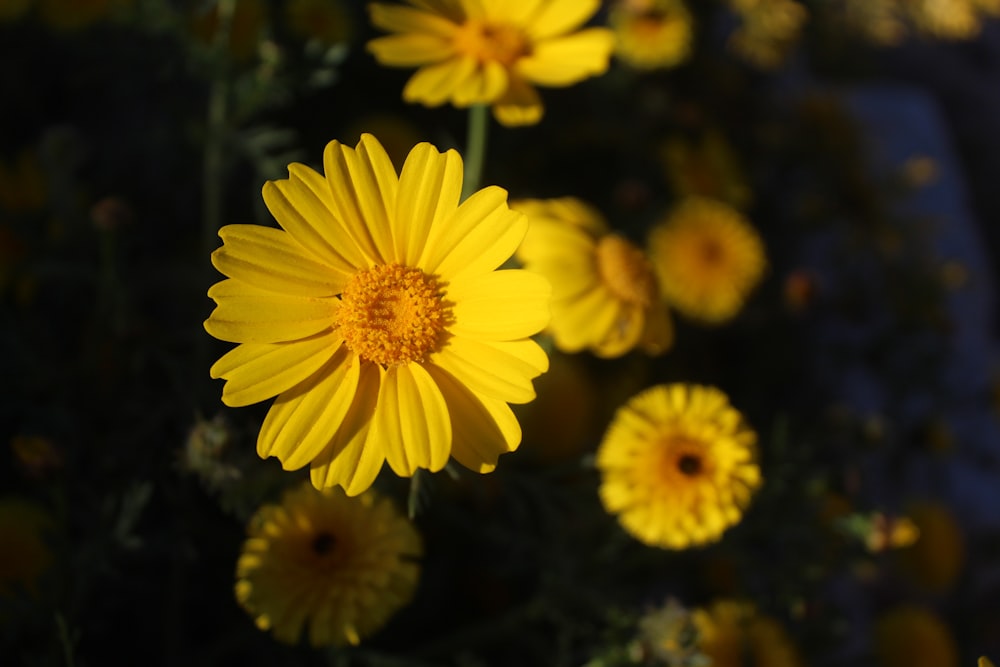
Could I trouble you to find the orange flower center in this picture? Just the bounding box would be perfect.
[338,264,450,366]
[595,234,658,307]
[656,436,711,484]
[453,19,531,67]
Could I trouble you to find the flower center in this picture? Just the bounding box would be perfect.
[676,453,702,476]
[595,234,658,307]
[311,531,337,556]
[453,19,531,67]
[338,264,450,366]
[698,237,724,266]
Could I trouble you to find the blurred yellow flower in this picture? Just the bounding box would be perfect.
[874,605,958,667]
[596,383,761,549]
[366,0,615,126]
[726,0,807,69]
[286,0,353,45]
[0,498,55,599]
[661,130,752,210]
[981,658,996,667]
[609,0,693,70]
[894,500,964,593]
[693,600,802,667]
[235,482,421,647]
[647,197,766,324]
[513,197,672,358]
[205,134,549,495]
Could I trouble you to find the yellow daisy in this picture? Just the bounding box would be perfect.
[205,134,550,495]
[874,605,958,667]
[609,0,693,71]
[235,481,422,647]
[596,383,761,549]
[693,600,802,667]
[513,197,672,358]
[647,197,766,324]
[366,0,616,126]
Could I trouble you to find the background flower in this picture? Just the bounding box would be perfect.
[235,481,422,647]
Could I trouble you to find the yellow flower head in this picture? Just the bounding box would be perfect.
[981,658,996,667]
[874,605,958,667]
[366,0,616,126]
[513,197,672,358]
[205,135,550,496]
[647,197,766,324]
[907,0,982,40]
[610,0,693,71]
[726,0,808,69]
[0,498,55,599]
[661,130,752,209]
[235,482,422,647]
[693,600,802,667]
[596,383,761,549]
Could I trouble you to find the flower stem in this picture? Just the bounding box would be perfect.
[461,104,490,200]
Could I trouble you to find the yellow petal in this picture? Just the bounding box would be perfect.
[550,286,619,351]
[256,347,360,470]
[640,304,674,355]
[370,363,452,475]
[516,216,596,265]
[422,186,527,282]
[395,143,463,266]
[448,269,550,340]
[453,60,509,106]
[431,335,547,404]
[403,56,478,106]
[524,0,601,39]
[309,362,385,495]
[479,0,542,23]
[492,75,543,126]
[204,279,338,344]
[425,364,520,472]
[322,135,398,264]
[210,329,344,407]
[592,302,644,359]
[212,224,349,296]
[367,33,455,66]
[368,2,458,37]
[515,28,614,86]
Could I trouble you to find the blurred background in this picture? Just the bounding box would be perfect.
[2,0,1000,665]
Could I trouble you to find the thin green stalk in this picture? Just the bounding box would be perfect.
[461,104,490,200]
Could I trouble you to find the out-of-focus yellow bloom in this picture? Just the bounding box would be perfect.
[980,657,996,667]
[513,197,672,358]
[661,131,752,209]
[235,482,421,647]
[366,0,615,126]
[693,600,802,667]
[726,0,807,69]
[894,500,964,593]
[597,383,761,549]
[609,0,693,70]
[0,498,55,599]
[647,197,766,324]
[635,598,703,665]
[874,605,958,667]
[286,0,353,45]
[907,0,981,40]
[205,135,549,495]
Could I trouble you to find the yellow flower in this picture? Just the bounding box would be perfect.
[981,658,996,667]
[726,0,807,69]
[693,600,802,667]
[366,0,615,126]
[286,0,353,45]
[205,134,550,495]
[661,130,752,209]
[907,0,981,40]
[894,500,964,593]
[235,482,422,647]
[610,0,693,71]
[513,197,672,358]
[647,197,766,324]
[874,605,958,667]
[0,498,55,599]
[596,383,761,549]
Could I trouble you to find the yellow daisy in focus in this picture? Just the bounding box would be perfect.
[647,197,766,324]
[596,383,761,549]
[366,0,616,126]
[693,600,802,667]
[610,0,693,71]
[205,134,550,495]
[235,482,421,647]
[513,197,672,358]
[874,605,958,667]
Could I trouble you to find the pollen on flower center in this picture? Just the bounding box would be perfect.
[595,234,658,306]
[338,264,450,367]
[453,19,531,67]
[311,532,336,555]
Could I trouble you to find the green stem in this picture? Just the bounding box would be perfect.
[461,104,490,200]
